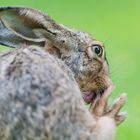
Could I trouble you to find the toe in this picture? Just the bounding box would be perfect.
[108,93,127,117]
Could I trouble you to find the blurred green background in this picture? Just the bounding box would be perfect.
[0,0,140,139]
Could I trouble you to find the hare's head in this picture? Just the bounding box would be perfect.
[0,7,112,104]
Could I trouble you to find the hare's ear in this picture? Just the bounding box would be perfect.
[0,7,72,51]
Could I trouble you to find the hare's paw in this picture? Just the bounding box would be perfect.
[107,93,127,125]
[90,86,127,125]
[90,85,114,116]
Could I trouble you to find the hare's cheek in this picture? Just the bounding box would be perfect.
[80,60,102,79]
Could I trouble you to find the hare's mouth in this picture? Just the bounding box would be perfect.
[82,89,105,104]
[80,76,111,104]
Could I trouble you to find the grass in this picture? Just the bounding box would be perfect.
[0,0,140,139]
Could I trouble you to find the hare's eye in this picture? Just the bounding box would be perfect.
[91,45,102,56]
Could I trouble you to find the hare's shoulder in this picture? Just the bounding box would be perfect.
[0,46,78,92]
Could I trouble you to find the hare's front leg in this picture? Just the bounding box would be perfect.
[90,86,127,140]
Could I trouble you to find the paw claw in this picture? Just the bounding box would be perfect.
[115,112,128,125]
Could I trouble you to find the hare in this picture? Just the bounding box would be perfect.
[0,46,127,140]
[0,7,127,139]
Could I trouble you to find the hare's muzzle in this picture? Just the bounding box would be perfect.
[81,75,112,104]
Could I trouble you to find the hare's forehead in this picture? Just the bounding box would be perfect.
[75,31,104,48]
[76,31,93,43]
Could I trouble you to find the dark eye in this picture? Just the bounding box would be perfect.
[91,45,102,56]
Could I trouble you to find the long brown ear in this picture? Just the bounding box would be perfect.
[0,7,72,50]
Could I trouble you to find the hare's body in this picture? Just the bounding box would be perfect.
[0,47,116,140]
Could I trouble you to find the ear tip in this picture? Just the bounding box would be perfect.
[0,6,17,11]
[0,6,32,12]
